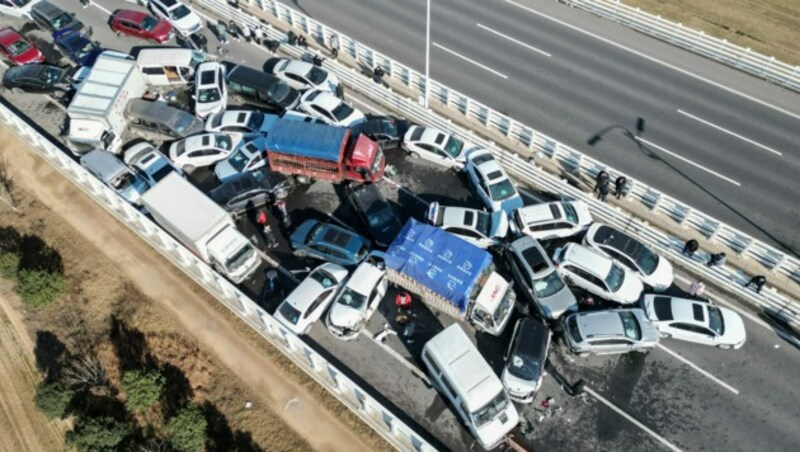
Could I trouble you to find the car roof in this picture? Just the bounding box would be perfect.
[657,296,708,325]
[562,244,612,276]
[348,183,383,209]
[313,224,357,250]
[513,318,549,361]
[184,133,223,149]
[115,9,147,21]
[510,237,553,275]
[196,62,220,85]
[415,127,447,145]
[307,90,340,109]
[345,261,383,294]
[441,206,479,228]
[576,310,625,338]
[475,158,507,182]
[32,1,64,17]
[225,63,279,89]
[284,270,329,310]
[590,224,650,260]
[517,203,561,225]
[0,28,20,44]
[283,59,313,75]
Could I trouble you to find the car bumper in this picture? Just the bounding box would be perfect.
[326,323,361,341]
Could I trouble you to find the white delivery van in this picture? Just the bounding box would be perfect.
[136,48,209,86]
[421,324,519,450]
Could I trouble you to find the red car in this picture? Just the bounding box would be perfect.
[0,28,44,66]
[110,9,174,43]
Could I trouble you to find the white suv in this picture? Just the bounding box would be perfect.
[553,243,643,305]
[512,200,592,240]
[427,202,508,249]
[148,0,202,36]
[194,62,227,119]
[464,148,523,216]
[401,126,472,169]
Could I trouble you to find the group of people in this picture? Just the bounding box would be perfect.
[594,171,629,202]
[681,239,767,294]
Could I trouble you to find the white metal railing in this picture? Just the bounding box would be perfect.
[0,101,435,452]
[560,0,800,92]
[197,0,799,330]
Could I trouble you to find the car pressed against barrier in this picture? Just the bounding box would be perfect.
[123,142,182,186]
[401,126,471,169]
[298,89,365,127]
[326,258,387,340]
[464,148,523,216]
[263,57,340,92]
[2,63,72,94]
[275,263,349,336]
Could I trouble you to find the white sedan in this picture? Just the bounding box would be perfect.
[205,110,279,134]
[148,0,203,37]
[123,142,182,186]
[427,202,508,249]
[400,126,471,169]
[263,57,340,92]
[643,295,746,349]
[168,132,243,172]
[274,263,349,336]
[326,259,387,340]
[464,148,524,216]
[194,61,227,119]
[297,89,365,127]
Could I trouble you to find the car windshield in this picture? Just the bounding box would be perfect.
[198,87,220,103]
[619,311,642,340]
[76,41,96,59]
[148,163,173,183]
[562,203,578,223]
[224,245,255,273]
[489,179,516,201]
[43,66,63,83]
[492,289,515,325]
[278,302,301,325]
[605,263,625,292]
[215,134,233,150]
[471,391,509,428]
[169,5,191,20]
[532,271,566,299]
[332,102,354,121]
[307,66,327,85]
[52,13,72,29]
[140,15,159,31]
[7,39,31,56]
[309,269,337,288]
[110,173,133,190]
[173,141,186,157]
[444,136,464,158]
[366,204,394,227]
[172,115,196,135]
[707,306,725,335]
[246,114,264,131]
[508,352,540,381]
[337,287,366,310]
[635,248,660,275]
[227,145,254,172]
[474,212,491,236]
[267,81,291,102]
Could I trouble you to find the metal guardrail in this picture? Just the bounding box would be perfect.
[0,101,435,452]
[199,0,799,330]
[560,0,800,92]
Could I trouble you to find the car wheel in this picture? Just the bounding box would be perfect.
[717,344,732,350]
[149,38,160,45]
[10,87,24,95]
[408,151,420,159]
[183,164,196,173]
[294,249,308,258]
[577,352,589,358]
[660,333,672,339]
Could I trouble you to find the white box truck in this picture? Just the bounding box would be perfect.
[66,51,146,154]
[141,172,260,283]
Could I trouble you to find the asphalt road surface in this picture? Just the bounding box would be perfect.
[276,0,800,257]
[2,0,800,450]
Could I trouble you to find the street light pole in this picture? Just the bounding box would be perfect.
[424,0,431,109]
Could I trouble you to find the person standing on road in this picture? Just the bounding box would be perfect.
[312,54,324,67]
[689,280,705,298]
[614,176,628,199]
[595,170,609,193]
[744,275,767,294]
[256,210,279,249]
[707,252,726,268]
[597,181,610,202]
[329,33,340,59]
[682,239,699,258]
[373,65,385,84]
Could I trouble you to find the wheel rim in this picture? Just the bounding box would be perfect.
[409,152,420,159]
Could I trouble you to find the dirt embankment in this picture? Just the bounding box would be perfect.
[0,123,386,451]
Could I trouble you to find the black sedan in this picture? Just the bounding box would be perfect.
[351,115,412,149]
[346,183,403,248]
[2,64,72,94]
[208,167,295,215]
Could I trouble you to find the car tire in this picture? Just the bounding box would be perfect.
[294,250,308,258]
[577,352,589,358]
[183,164,196,173]
[408,151,420,159]
[717,344,732,350]
[660,333,672,339]
[10,87,24,95]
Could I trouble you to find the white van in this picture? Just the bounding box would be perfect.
[136,48,208,86]
[421,324,519,450]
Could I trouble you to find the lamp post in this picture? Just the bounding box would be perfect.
[424,0,431,109]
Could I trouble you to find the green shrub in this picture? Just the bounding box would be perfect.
[121,370,165,412]
[0,251,18,279]
[165,405,207,452]
[34,381,73,419]
[15,268,65,308]
[67,415,127,452]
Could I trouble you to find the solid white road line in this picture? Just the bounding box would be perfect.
[476,23,552,57]
[91,1,112,16]
[636,137,742,186]
[432,43,509,79]
[676,109,783,156]
[502,0,800,122]
[583,387,682,452]
[657,344,740,395]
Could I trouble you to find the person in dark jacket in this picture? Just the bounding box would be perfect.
[707,252,726,268]
[597,181,610,201]
[682,239,699,257]
[614,176,628,199]
[744,275,766,294]
[595,170,609,192]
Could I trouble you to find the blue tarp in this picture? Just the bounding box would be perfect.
[264,120,346,162]
[385,219,492,314]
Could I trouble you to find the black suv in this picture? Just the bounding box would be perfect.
[30,1,86,34]
[223,61,300,112]
[346,183,402,248]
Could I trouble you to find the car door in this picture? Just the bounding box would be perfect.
[121,19,142,37]
[668,322,715,345]
[604,247,638,273]
[304,288,335,330]
[310,104,335,124]
[508,252,535,304]
[472,170,491,207]
[283,72,308,90]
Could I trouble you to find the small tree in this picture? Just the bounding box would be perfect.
[67,415,127,451]
[121,370,165,412]
[0,251,18,279]
[34,381,73,419]
[165,405,207,452]
[15,268,65,308]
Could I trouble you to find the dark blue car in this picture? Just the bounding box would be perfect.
[290,220,370,267]
[53,29,102,66]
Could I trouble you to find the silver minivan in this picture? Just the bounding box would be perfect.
[80,149,149,206]
[126,99,204,141]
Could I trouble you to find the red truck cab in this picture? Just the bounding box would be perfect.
[344,133,384,183]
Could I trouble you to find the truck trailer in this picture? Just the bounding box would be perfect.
[141,172,260,283]
[66,51,147,154]
[264,120,384,184]
[384,219,516,335]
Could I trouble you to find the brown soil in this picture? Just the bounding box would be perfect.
[0,123,385,451]
[621,0,800,66]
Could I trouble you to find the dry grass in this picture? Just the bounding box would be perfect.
[622,0,800,65]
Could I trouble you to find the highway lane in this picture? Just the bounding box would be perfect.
[5,1,800,449]
[275,0,800,256]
